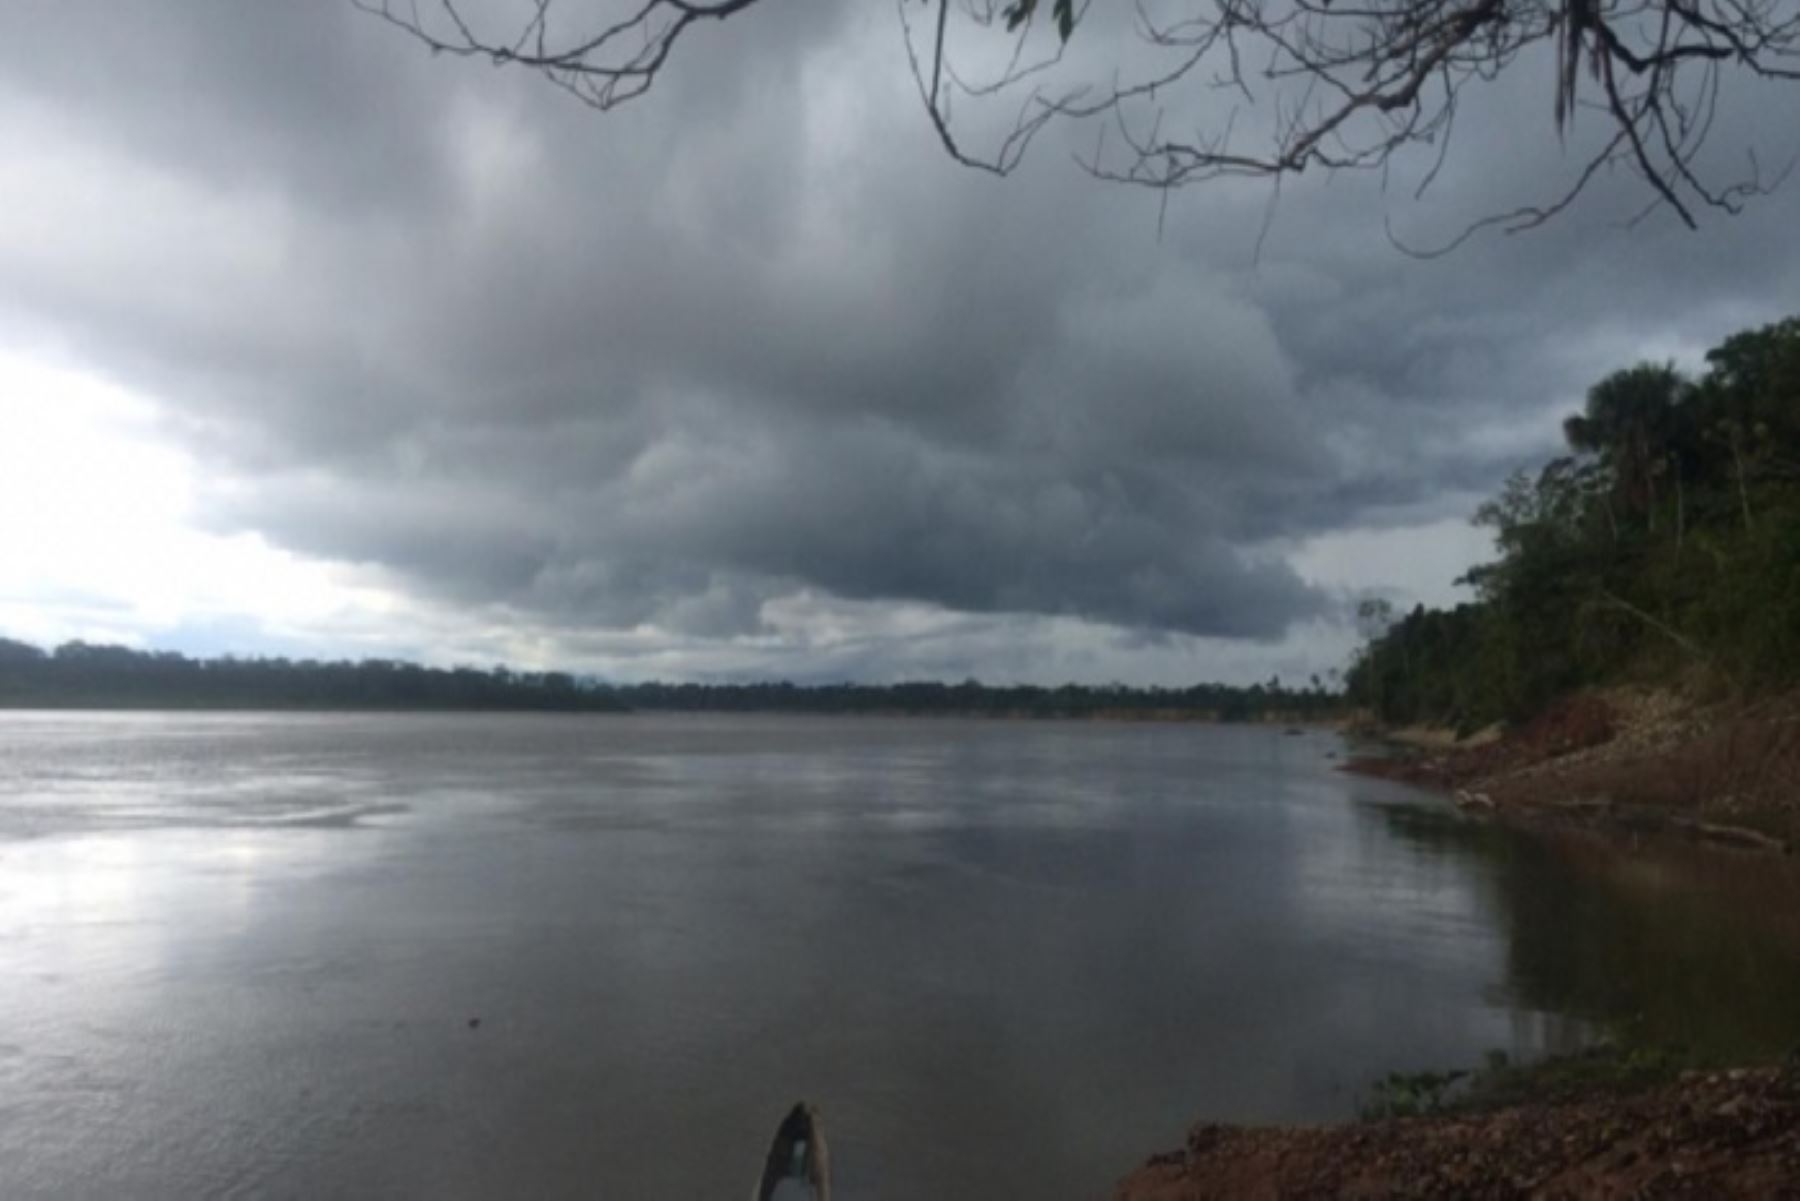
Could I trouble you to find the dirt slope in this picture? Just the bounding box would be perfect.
[1345,689,1800,849]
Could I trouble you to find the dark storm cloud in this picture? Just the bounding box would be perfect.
[2,2,1797,667]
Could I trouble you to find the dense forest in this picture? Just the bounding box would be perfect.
[606,678,1339,720]
[0,637,1338,720]
[0,638,622,712]
[1348,316,1800,732]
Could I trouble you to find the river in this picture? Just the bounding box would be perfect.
[2,711,1798,1199]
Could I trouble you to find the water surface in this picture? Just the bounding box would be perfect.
[2,712,1797,1200]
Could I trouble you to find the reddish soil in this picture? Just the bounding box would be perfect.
[1343,690,1800,850]
[1111,1065,1800,1200]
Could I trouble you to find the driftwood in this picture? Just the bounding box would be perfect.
[1460,788,1791,854]
[1675,819,1791,853]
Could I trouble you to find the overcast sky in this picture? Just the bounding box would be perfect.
[1,3,1795,684]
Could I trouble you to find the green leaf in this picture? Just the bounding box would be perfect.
[1054,0,1075,40]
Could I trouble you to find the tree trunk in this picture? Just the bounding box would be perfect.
[1674,458,1684,554]
[1733,432,1755,531]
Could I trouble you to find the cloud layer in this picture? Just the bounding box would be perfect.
[1,3,1796,680]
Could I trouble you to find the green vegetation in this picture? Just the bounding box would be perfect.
[1359,1044,1707,1120]
[0,637,1342,719]
[605,677,1340,720]
[1359,1067,1474,1119]
[0,639,620,712]
[1348,315,1800,731]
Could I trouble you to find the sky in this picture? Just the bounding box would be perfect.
[0,3,1795,685]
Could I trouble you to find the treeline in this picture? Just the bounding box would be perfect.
[1348,315,1800,731]
[0,639,623,711]
[0,637,1343,720]
[606,677,1342,721]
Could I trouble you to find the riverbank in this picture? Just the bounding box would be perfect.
[1111,1056,1800,1199]
[1342,688,1800,852]
[1104,699,1800,1198]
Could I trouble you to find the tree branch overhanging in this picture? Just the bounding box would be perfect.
[359,0,1800,241]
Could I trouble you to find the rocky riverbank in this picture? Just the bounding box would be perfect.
[1110,1059,1800,1199]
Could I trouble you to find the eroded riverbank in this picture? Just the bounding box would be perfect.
[1343,689,1800,852]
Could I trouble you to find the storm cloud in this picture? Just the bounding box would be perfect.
[1,2,1796,681]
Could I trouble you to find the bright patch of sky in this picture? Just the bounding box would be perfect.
[0,350,404,652]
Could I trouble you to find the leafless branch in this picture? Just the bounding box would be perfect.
[359,0,1800,244]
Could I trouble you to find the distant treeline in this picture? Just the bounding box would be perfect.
[1348,315,1800,732]
[0,637,1342,720]
[605,678,1342,720]
[0,639,622,712]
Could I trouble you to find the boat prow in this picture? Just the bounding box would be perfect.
[753,1102,830,1201]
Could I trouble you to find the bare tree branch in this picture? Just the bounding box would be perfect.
[358,0,1800,244]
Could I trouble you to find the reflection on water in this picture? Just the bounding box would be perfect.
[1368,799,1800,1058]
[1,712,1797,1201]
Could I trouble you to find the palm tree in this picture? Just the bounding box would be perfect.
[1562,363,1688,535]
